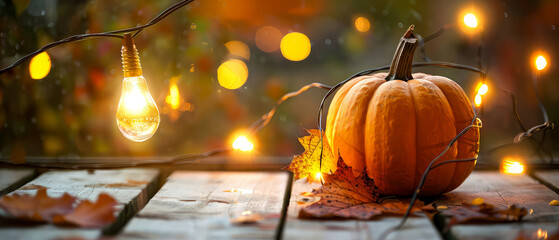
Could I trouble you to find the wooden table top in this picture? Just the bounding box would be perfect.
[0,164,558,240]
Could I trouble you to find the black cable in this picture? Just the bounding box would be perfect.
[0,0,195,75]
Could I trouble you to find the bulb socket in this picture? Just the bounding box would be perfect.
[121,33,143,77]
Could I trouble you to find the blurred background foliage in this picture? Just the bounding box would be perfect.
[0,0,557,160]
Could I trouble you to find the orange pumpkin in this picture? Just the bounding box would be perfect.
[325,26,480,196]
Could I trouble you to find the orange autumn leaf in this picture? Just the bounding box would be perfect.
[0,189,118,228]
[286,129,336,180]
[0,189,75,222]
[440,202,527,227]
[299,156,426,220]
[53,193,118,228]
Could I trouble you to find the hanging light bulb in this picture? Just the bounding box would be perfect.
[116,34,160,142]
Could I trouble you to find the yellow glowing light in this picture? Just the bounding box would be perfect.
[116,34,159,142]
[474,94,482,107]
[314,172,322,181]
[535,55,547,71]
[166,83,181,110]
[255,26,283,53]
[463,13,478,28]
[116,76,160,142]
[225,40,250,60]
[477,83,488,96]
[500,158,524,174]
[354,17,371,33]
[537,228,548,239]
[29,52,51,80]
[232,136,254,151]
[217,59,248,89]
[280,32,311,61]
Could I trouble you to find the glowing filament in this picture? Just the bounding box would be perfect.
[29,52,51,80]
[501,158,524,174]
[474,94,482,107]
[463,13,478,28]
[536,55,547,71]
[233,136,254,151]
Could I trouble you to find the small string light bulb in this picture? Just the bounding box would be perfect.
[535,55,547,71]
[463,13,478,28]
[116,34,160,142]
[232,136,254,151]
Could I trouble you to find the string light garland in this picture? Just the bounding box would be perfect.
[0,4,556,240]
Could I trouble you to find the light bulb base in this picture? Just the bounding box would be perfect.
[121,33,143,77]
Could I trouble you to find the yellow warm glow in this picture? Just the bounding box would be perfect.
[474,94,482,107]
[166,83,181,110]
[232,136,254,151]
[116,76,160,142]
[225,40,250,60]
[463,13,478,28]
[29,52,51,80]
[535,55,547,71]
[477,83,488,96]
[280,32,311,61]
[537,228,548,239]
[217,59,248,89]
[501,158,524,174]
[354,17,371,32]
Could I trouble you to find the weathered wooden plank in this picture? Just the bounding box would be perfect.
[435,172,559,239]
[533,170,559,194]
[0,168,35,196]
[120,171,291,239]
[283,179,442,240]
[0,168,159,240]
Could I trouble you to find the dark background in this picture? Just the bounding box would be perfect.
[0,0,557,165]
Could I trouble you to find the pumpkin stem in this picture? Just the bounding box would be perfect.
[385,25,418,81]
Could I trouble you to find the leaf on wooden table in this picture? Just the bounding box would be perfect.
[441,202,527,227]
[53,193,118,228]
[285,129,336,180]
[0,189,75,222]
[298,156,427,220]
[0,189,119,228]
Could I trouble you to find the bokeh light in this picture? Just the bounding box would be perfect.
[225,40,250,60]
[232,136,254,151]
[166,83,181,110]
[217,59,249,89]
[280,32,311,61]
[29,52,51,80]
[354,16,371,32]
[463,13,478,28]
[477,83,488,96]
[535,55,547,71]
[255,26,282,53]
[474,94,482,107]
[500,158,525,174]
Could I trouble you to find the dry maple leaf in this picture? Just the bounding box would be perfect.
[0,189,75,222]
[53,193,118,228]
[0,189,119,228]
[298,156,427,220]
[286,129,337,180]
[441,202,527,227]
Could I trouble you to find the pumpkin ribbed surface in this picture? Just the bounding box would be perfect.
[325,73,479,196]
